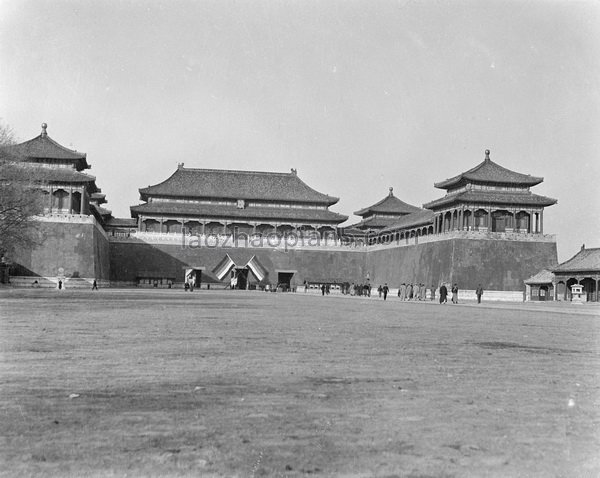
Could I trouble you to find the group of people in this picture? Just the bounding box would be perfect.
[396,283,431,301]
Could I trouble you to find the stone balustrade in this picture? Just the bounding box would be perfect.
[108,229,555,251]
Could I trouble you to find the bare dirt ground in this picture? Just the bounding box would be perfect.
[1,289,599,478]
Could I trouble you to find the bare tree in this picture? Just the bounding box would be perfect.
[0,122,45,261]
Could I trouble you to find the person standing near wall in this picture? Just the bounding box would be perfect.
[382,283,389,301]
[439,283,448,304]
[476,284,484,304]
[451,283,459,304]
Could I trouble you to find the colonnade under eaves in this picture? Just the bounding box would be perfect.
[553,276,600,302]
[432,207,544,235]
[138,217,338,239]
[42,186,90,215]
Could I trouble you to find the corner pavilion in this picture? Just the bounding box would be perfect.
[372,149,557,244]
[1,123,109,223]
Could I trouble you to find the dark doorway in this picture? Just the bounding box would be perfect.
[539,285,548,301]
[278,272,294,291]
[235,268,249,290]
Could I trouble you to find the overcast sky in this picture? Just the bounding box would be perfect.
[1,0,599,262]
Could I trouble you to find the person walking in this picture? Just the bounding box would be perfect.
[451,283,459,304]
[378,285,383,298]
[439,283,448,304]
[476,284,484,304]
[430,284,436,301]
[382,283,389,301]
[92,279,98,291]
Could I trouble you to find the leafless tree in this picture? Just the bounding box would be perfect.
[0,122,45,260]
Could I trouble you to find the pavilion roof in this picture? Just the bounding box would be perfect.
[423,189,557,210]
[354,188,421,217]
[434,150,543,189]
[130,201,348,223]
[0,161,96,184]
[552,247,600,273]
[348,216,400,230]
[380,209,434,232]
[139,166,339,205]
[524,269,555,285]
[2,123,89,170]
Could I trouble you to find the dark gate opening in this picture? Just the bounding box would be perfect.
[278,272,294,291]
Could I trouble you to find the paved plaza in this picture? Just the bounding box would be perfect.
[1,289,599,477]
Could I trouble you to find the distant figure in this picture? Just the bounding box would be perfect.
[321,284,326,296]
[378,285,383,298]
[439,283,448,304]
[476,284,484,304]
[398,283,406,300]
[382,283,389,301]
[451,283,459,304]
[406,283,413,300]
[92,279,98,291]
[58,280,63,290]
[326,284,330,295]
[304,280,308,293]
[430,284,436,301]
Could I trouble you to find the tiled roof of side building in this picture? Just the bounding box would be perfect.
[130,201,348,223]
[423,190,557,209]
[140,166,340,205]
[552,247,600,273]
[434,150,544,189]
[380,209,435,233]
[1,124,89,169]
[354,188,421,217]
[524,269,555,285]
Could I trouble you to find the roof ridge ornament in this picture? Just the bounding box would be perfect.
[291,168,297,175]
[389,187,393,197]
[178,162,185,169]
[41,123,47,137]
[485,149,490,161]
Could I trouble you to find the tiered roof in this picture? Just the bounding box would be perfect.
[130,201,347,223]
[2,123,89,170]
[434,150,543,190]
[354,188,421,217]
[140,166,339,205]
[423,189,557,209]
[424,149,557,210]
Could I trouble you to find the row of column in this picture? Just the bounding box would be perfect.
[139,217,335,236]
[433,208,543,234]
[47,186,87,215]
[553,278,600,302]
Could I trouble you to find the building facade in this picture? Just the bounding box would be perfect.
[0,124,110,286]
[2,126,564,296]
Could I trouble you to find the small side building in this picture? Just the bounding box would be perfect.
[551,245,600,302]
